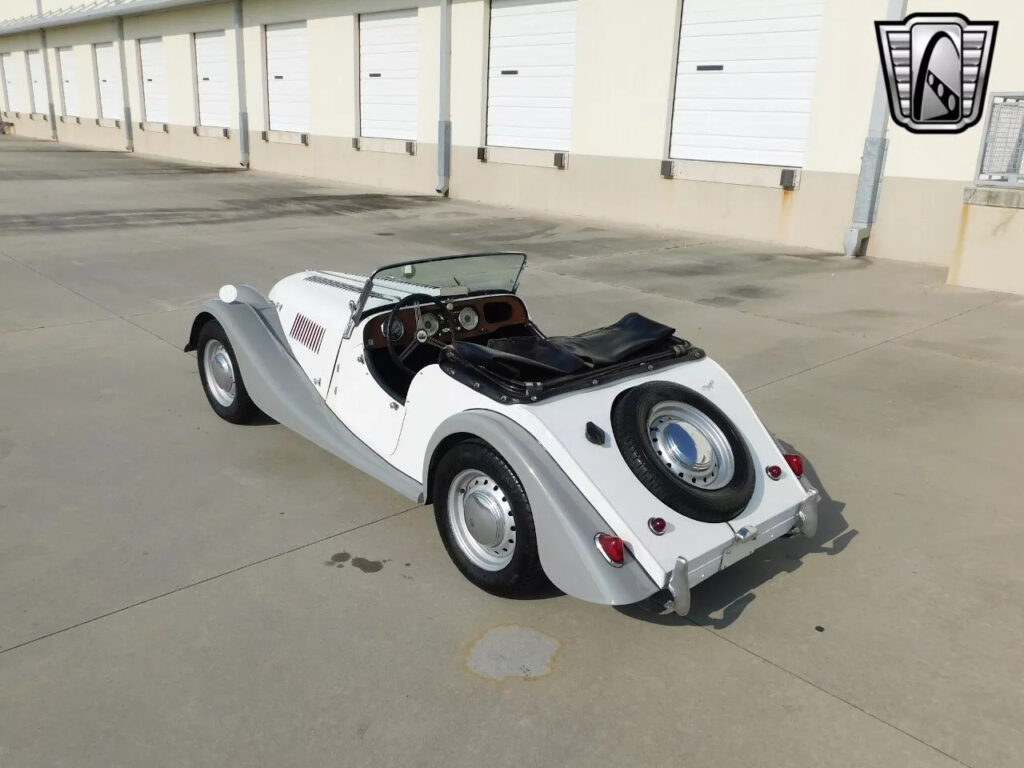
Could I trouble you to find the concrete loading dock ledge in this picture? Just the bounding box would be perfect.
[3,0,1024,295]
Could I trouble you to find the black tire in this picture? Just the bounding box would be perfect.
[611,382,754,523]
[196,319,260,425]
[433,440,549,597]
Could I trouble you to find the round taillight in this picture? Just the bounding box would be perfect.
[648,517,667,535]
[595,533,625,566]
[766,465,783,480]
[783,453,804,477]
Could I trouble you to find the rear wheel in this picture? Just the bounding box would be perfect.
[433,440,548,597]
[196,319,260,424]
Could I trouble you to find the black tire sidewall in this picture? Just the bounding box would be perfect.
[611,382,755,523]
[196,319,258,424]
[432,440,547,597]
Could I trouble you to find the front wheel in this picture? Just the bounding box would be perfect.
[433,440,548,597]
[196,319,260,424]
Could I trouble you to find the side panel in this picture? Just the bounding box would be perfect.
[191,294,422,502]
[424,411,659,606]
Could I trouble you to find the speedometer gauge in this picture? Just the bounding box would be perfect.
[421,313,440,337]
[458,306,479,331]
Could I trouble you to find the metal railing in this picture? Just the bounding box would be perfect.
[975,93,1024,187]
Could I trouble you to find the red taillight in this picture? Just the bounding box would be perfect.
[766,465,783,480]
[648,517,666,535]
[595,533,625,566]
[784,453,804,477]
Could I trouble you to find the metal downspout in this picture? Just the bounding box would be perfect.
[233,0,249,167]
[115,16,134,152]
[36,0,58,141]
[436,0,452,195]
[843,0,907,258]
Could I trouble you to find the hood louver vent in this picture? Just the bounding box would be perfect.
[289,313,326,354]
[305,274,362,293]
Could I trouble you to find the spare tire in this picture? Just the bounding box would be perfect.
[611,382,754,523]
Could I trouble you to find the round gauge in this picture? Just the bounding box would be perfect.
[420,312,440,337]
[458,306,479,331]
[385,316,405,342]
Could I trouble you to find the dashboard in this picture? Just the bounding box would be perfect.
[364,295,528,349]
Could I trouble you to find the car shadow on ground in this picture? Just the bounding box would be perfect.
[615,442,855,627]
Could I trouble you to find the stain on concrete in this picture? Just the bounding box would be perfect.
[351,557,385,573]
[698,296,741,308]
[324,552,388,572]
[466,625,560,682]
[0,193,443,234]
[728,284,775,299]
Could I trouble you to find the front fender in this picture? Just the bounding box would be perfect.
[185,287,422,502]
[424,411,659,606]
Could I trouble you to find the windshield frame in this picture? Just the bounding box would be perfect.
[344,252,527,338]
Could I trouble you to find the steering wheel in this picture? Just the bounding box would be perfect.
[385,293,457,376]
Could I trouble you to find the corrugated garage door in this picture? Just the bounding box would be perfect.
[139,37,168,124]
[27,49,47,114]
[1,52,20,113]
[266,22,310,134]
[94,42,123,121]
[359,10,418,140]
[486,0,577,151]
[670,0,824,167]
[57,46,79,116]
[194,31,230,128]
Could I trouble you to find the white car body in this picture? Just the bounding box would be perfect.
[188,258,818,613]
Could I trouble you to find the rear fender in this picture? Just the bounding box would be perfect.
[424,410,660,606]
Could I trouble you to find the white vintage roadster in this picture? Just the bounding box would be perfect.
[185,252,818,614]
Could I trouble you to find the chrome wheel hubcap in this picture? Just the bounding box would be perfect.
[648,401,734,489]
[447,469,516,571]
[203,339,236,408]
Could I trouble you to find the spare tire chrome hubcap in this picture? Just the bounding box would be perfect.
[203,340,236,407]
[648,401,734,490]
[447,470,516,571]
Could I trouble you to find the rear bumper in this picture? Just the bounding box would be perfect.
[667,479,819,616]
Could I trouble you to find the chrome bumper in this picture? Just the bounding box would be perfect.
[666,482,819,617]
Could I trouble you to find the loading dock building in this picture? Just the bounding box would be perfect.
[2,0,1024,295]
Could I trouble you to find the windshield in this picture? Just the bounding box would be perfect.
[368,252,526,297]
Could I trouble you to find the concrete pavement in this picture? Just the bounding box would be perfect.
[1,137,1022,767]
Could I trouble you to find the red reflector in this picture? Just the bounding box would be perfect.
[766,465,783,480]
[595,533,625,566]
[783,453,803,477]
[648,517,667,535]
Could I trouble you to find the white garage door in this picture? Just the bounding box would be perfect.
[27,49,47,114]
[194,31,231,128]
[57,47,79,116]
[266,22,310,133]
[669,0,825,167]
[139,37,168,124]
[359,10,418,140]
[94,42,123,121]
[486,0,577,151]
[1,52,21,113]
